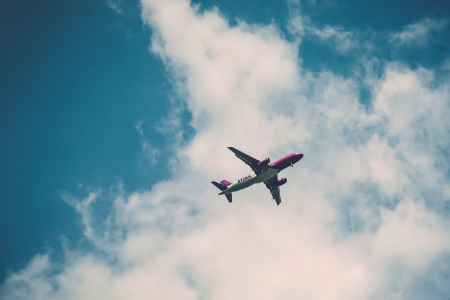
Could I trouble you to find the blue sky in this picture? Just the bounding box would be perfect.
[0,0,170,280]
[1,0,450,299]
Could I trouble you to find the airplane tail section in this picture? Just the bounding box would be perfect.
[220,180,232,186]
[211,181,228,191]
[211,181,233,203]
[225,193,232,203]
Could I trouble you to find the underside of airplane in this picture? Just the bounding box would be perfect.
[211,147,303,205]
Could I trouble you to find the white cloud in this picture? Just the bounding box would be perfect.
[135,120,144,136]
[106,0,124,14]
[2,1,450,299]
[286,0,309,42]
[135,121,161,166]
[390,17,448,47]
[287,1,359,54]
[310,25,359,53]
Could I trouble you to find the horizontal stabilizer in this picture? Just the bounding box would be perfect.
[211,181,228,191]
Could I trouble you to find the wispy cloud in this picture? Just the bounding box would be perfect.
[134,120,144,136]
[287,0,309,42]
[135,121,160,166]
[310,25,359,53]
[2,0,450,299]
[287,2,359,54]
[390,17,448,47]
[106,0,124,14]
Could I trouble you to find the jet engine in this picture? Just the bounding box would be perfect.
[258,158,270,167]
[273,177,287,187]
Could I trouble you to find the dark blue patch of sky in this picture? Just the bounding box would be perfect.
[0,0,169,280]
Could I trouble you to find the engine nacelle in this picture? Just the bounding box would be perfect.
[273,178,287,187]
[258,158,270,167]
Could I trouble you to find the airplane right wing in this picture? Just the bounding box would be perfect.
[264,175,281,206]
[227,147,260,174]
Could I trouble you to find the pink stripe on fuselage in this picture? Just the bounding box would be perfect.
[269,153,303,170]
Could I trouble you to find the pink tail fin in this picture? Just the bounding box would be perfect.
[220,180,232,186]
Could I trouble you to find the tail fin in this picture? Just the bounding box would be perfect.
[225,193,232,203]
[211,181,233,203]
[220,180,232,186]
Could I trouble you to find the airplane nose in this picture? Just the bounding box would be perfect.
[295,153,303,162]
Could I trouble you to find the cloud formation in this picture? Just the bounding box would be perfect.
[287,4,359,54]
[2,1,450,299]
[106,0,124,14]
[390,17,448,47]
[136,121,161,166]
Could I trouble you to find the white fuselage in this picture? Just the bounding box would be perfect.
[219,167,279,195]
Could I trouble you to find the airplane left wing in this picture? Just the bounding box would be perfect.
[264,175,281,205]
[227,147,260,174]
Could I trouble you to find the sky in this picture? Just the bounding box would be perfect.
[1,0,450,299]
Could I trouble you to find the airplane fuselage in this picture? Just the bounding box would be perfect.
[219,167,278,195]
[218,152,303,195]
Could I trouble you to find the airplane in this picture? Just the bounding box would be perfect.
[211,147,303,205]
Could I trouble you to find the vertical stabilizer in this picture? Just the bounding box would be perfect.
[225,193,232,203]
[220,180,232,186]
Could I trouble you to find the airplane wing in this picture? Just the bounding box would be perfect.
[264,175,281,205]
[227,147,260,174]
